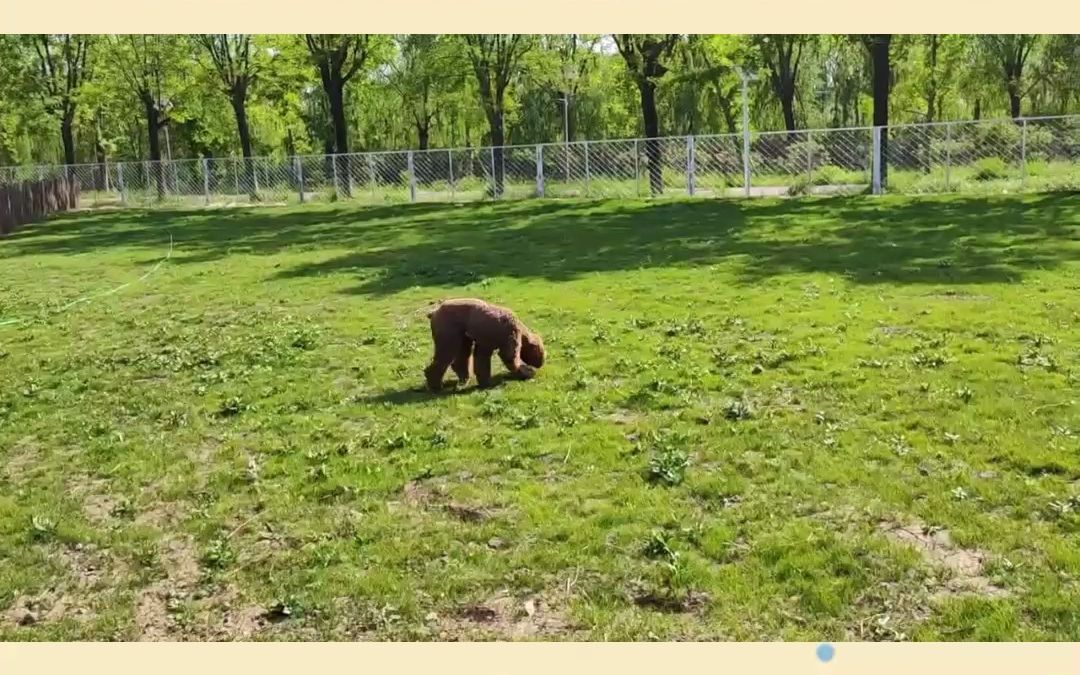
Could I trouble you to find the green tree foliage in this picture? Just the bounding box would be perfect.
[0,33,1077,168]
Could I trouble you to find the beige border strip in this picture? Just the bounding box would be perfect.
[2,642,1080,674]
[1,0,1079,33]
[3,0,1080,668]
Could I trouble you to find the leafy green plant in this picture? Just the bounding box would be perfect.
[972,157,1008,181]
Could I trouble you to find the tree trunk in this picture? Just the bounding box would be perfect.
[328,82,352,198]
[328,84,349,154]
[488,110,505,197]
[143,96,165,200]
[94,121,107,192]
[1008,90,1022,119]
[973,98,982,120]
[869,36,891,188]
[417,123,430,151]
[60,113,76,166]
[638,79,663,196]
[779,84,797,134]
[231,93,259,200]
[144,101,161,162]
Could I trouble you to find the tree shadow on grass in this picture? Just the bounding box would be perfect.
[271,193,1080,293]
[4,193,1078,291]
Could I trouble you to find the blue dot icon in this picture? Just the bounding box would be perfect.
[816,643,835,663]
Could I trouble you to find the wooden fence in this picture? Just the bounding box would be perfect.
[0,177,81,236]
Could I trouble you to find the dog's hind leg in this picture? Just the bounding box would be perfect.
[424,329,460,391]
[451,334,474,384]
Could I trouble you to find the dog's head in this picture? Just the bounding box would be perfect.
[520,331,545,369]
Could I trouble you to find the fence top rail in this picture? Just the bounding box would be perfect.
[885,114,1080,132]
[3,113,1078,175]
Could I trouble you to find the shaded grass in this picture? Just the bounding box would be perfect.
[0,193,1078,641]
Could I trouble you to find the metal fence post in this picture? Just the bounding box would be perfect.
[117,163,126,205]
[232,158,239,200]
[871,126,882,195]
[944,123,952,191]
[407,150,417,203]
[296,157,305,203]
[742,128,751,198]
[367,154,376,200]
[634,139,640,198]
[687,136,696,196]
[806,131,814,184]
[489,147,497,199]
[536,144,544,198]
[143,161,152,205]
[448,150,455,202]
[88,165,98,207]
[1020,118,1028,189]
[202,157,210,205]
[332,154,339,200]
[584,142,591,197]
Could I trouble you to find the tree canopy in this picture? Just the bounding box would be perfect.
[0,33,1074,167]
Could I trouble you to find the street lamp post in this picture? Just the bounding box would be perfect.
[736,67,758,197]
[557,93,571,180]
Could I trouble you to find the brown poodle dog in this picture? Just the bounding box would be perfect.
[424,298,545,391]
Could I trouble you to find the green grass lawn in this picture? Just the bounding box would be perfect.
[1,194,1078,641]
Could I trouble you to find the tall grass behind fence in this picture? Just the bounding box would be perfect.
[0,115,1077,213]
[0,176,81,235]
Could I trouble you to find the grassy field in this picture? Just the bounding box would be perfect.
[1,194,1078,641]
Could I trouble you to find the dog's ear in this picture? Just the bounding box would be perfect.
[521,331,545,368]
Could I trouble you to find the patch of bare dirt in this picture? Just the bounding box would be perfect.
[59,544,117,591]
[435,591,575,640]
[631,588,710,614]
[189,584,269,641]
[847,580,933,642]
[875,325,914,336]
[134,501,185,529]
[134,535,203,641]
[189,440,220,466]
[2,436,41,483]
[879,520,1009,599]
[3,589,85,627]
[67,475,121,526]
[396,480,496,524]
[599,409,640,426]
[402,480,442,506]
[3,542,128,628]
[925,291,992,302]
[765,386,806,415]
[445,503,490,523]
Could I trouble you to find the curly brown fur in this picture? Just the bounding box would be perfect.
[424,298,546,390]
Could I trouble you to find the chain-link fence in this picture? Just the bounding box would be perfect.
[1,115,1077,211]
